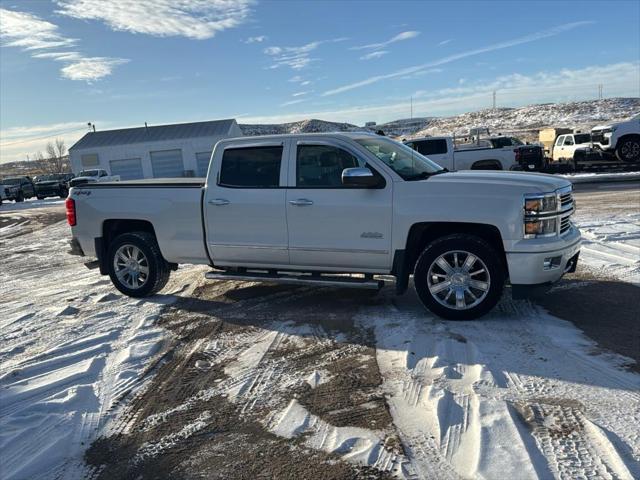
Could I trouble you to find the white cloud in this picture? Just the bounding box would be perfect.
[55,0,254,40]
[264,37,347,70]
[292,91,310,97]
[324,21,595,96]
[244,35,266,43]
[280,99,305,107]
[243,62,639,126]
[0,7,127,81]
[360,50,388,61]
[351,31,419,51]
[60,56,129,81]
[438,39,452,46]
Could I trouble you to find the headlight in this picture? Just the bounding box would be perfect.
[524,218,557,238]
[524,193,557,215]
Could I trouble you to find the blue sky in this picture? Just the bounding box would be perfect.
[1,0,639,163]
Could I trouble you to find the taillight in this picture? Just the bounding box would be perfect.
[66,197,76,226]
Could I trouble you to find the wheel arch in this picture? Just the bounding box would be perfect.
[393,221,507,294]
[97,219,159,274]
[471,159,503,170]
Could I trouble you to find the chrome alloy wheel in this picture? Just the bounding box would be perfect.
[426,250,491,311]
[113,244,150,289]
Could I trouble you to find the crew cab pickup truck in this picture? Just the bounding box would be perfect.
[67,133,580,320]
[69,169,120,187]
[403,136,542,171]
[591,114,640,162]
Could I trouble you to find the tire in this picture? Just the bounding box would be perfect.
[107,232,170,297]
[615,136,640,162]
[15,192,24,202]
[413,234,505,320]
[37,196,44,200]
[59,189,68,199]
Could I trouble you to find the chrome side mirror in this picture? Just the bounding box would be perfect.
[341,167,380,187]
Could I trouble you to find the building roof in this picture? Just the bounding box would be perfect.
[70,119,238,150]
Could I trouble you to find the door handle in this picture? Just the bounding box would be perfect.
[289,198,314,206]
[209,198,230,206]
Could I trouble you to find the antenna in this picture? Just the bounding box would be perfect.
[410,96,413,119]
[492,90,496,109]
[598,84,603,100]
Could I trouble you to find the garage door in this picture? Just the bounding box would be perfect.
[196,151,212,177]
[150,149,184,178]
[110,158,143,180]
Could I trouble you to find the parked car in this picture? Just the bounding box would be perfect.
[68,133,580,320]
[404,136,537,170]
[34,173,70,199]
[591,114,640,162]
[69,169,120,187]
[0,176,36,202]
[550,133,592,162]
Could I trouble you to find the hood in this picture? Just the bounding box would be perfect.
[427,170,571,194]
[36,180,60,186]
[592,124,613,131]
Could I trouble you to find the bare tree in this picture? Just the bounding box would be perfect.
[31,151,49,174]
[45,139,67,173]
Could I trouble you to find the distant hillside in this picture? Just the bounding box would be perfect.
[239,118,361,136]
[239,98,638,143]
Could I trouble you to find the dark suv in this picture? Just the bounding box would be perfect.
[1,176,36,202]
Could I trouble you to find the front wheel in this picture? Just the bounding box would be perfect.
[615,136,640,162]
[15,192,24,202]
[107,232,170,297]
[413,234,505,320]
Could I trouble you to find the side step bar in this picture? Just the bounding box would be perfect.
[205,270,384,290]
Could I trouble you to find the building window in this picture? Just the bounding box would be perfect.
[81,153,99,167]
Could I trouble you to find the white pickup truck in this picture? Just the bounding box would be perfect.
[591,114,640,162]
[69,169,120,187]
[67,133,580,320]
[403,136,544,171]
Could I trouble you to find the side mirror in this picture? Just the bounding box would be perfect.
[341,167,380,187]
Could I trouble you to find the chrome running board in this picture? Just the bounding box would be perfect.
[205,270,384,290]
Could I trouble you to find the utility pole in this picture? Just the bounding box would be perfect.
[598,84,603,100]
[410,96,413,119]
[492,90,496,110]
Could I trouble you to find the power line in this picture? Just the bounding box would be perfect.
[0,126,88,148]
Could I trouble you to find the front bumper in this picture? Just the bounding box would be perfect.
[507,235,581,286]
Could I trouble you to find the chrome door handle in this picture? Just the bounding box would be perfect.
[289,198,314,206]
[209,198,230,206]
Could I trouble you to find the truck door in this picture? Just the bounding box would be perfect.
[562,135,575,159]
[285,139,393,271]
[553,135,565,161]
[203,140,289,266]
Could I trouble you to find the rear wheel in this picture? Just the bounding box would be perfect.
[15,192,24,202]
[107,232,170,297]
[615,136,640,162]
[413,234,505,320]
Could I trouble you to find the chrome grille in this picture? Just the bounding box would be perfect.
[560,191,573,208]
[560,216,572,235]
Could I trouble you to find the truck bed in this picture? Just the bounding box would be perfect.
[70,179,209,265]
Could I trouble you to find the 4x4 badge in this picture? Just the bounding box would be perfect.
[361,232,383,239]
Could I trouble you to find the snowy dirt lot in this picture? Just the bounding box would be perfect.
[1,184,639,480]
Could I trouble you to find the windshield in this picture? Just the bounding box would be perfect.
[37,174,63,181]
[79,170,99,177]
[2,178,22,185]
[355,136,444,180]
[574,134,591,144]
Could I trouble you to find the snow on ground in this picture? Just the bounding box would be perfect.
[572,205,640,286]
[0,218,205,479]
[362,298,640,479]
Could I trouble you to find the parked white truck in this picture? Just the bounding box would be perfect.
[67,133,580,320]
[69,169,120,187]
[590,114,640,162]
[403,136,544,171]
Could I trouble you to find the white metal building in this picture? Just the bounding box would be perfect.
[69,119,243,179]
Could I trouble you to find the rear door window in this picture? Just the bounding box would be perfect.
[219,146,283,188]
[412,139,448,156]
